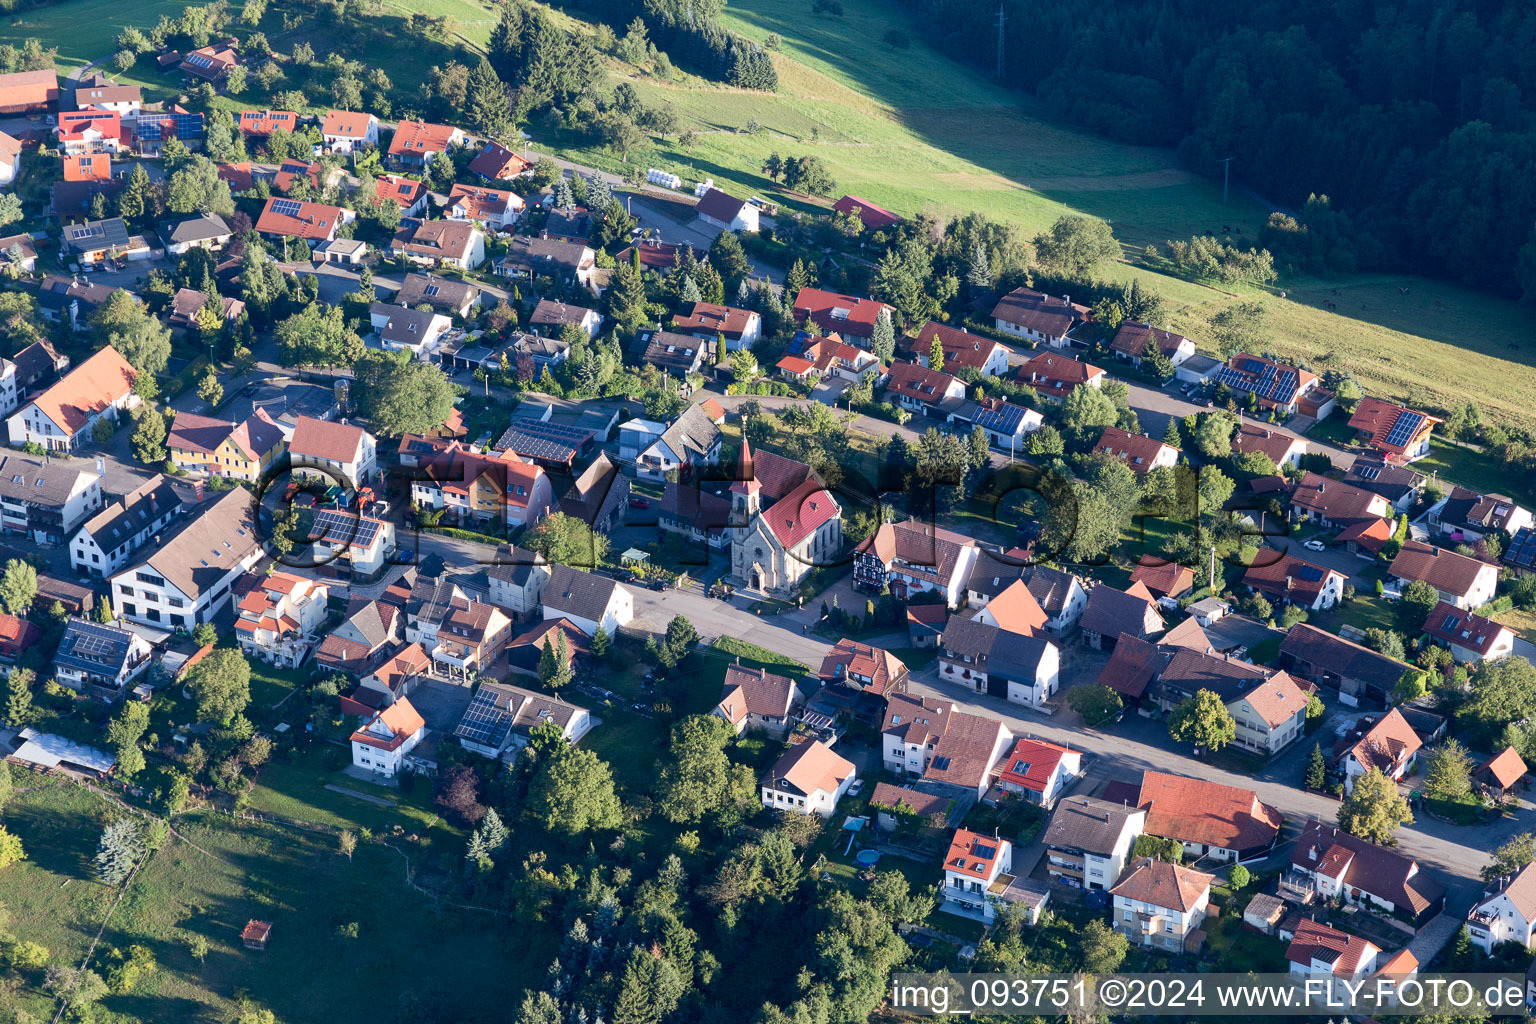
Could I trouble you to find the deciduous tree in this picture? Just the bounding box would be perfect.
[1336,767,1413,845]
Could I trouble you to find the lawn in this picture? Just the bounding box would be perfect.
[1412,438,1536,508]
[0,775,537,1024]
[247,661,310,711]
[245,743,456,840]
[1320,593,1405,641]
[1495,607,1536,647]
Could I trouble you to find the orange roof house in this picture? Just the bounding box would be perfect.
[468,140,533,181]
[238,110,297,136]
[1135,770,1283,858]
[63,153,113,182]
[1129,556,1195,600]
[0,69,58,114]
[1348,397,1440,462]
[349,696,425,752]
[388,120,463,166]
[13,345,136,444]
[1481,746,1528,793]
[255,197,349,242]
[977,578,1049,636]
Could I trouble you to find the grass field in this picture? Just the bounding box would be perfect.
[0,775,538,1023]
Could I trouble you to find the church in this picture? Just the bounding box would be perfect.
[728,436,843,597]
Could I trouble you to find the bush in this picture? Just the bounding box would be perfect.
[1228,864,1251,889]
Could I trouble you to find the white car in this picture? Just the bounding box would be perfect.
[1303,539,1327,552]
[847,779,866,797]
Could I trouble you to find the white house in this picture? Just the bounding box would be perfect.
[235,572,331,668]
[635,405,721,483]
[0,450,100,544]
[913,321,1011,377]
[941,828,1014,923]
[1286,820,1445,927]
[881,693,1015,800]
[947,398,1043,453]
[1286,918,1381,977]
[1388,541,1500,610]
[695,188,759,233]
[369,302,453,361]
[0,133,18,187]
[760,740,855,817]
[617,418,667,465]
[1469,860,1536,953]
[713,664,801,737]
[1335,709,1422,795]
[350,697,426,778]
[1422,601,1516,664]
[484,544,551,621]
[453,680,593,760]
[53,618,152,699]
[856,520,981,609]
[938,616,1060,708]
[321,110,379,154]
[542,564,633,636]
[1043,796,1146,891]
[288,416,377,488]
[109,487,263,628]
[308,512,395,578]
[7,345,139,452]
[1109,857,1214,952]
[994,737,1081,808]
[70,474,182,577]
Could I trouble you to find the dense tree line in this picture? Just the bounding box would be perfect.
[547,0,777,90]
[897,0,1536,298]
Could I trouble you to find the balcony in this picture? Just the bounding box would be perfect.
[1279,870,1318,904]
[432,640,477,669]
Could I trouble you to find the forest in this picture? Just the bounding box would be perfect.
[897,0,1536,299]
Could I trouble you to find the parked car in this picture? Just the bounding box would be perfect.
[628,495,651,509]
[1303,539,1327,552]
[847,779,865,797]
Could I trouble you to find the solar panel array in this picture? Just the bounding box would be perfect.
[1506,528,1536,569]
[270,198,303,218]
[454,688,512,746]
[975,402,1025,434]
[136,113,205,141]
[1215,360,1300,404]
[494,420,594,462]
[185,52,213,68]
[1355,464,1381,481]
[1296,565,1324,582]
[1383,411,1425,450]
[309,510,382,548]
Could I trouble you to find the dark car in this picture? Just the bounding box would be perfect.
[648,579,667,592]
[628,495,652,509]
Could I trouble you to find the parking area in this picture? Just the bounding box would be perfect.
[403,676,474,733]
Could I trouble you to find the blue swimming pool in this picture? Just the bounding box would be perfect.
[855,849,880,866]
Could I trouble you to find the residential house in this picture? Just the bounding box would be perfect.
[168,288,244,330]
[467,141,533,182]
[634,404,721,482]
[1214,353,1319,416]
[129,108,205,156]
[387,120,463,170]
[792,287,892,347]
[0,233,37,274]
[307,510,395,577]
[425,596,514,679]
[695,187,759,232]
[995,737,1081,807]
[0,132,17,186]
[167,408,284,482]
[1508,528,1536,578]
[368,302,453,360]
[941,829,1015,923]
[1428,486,1534,543]
[831,194,900,230]
[635,328,710,378]
[761,739,856,817]
[34,276,116,330]
[0,614,38,661]
[1110,322,1196,368]
[1388,541,1499,609]
[542,564,633,635]
[11,340,67,394]
[555,452,628,534]
[945,398,1043,452]
[53,618,152,700]
[320,110,378,153]
[1289,473,1393,544]
[869,783,952,831]
[1132,770,1282,862]
[391,220,485,271]
[0,69,57,114]
[1344,456,1424,513]
[237,109,297,137]
[819,637,909,711]
[496,234,596,288]
[109,486,262,628]
[1110,857,1215,952]
[1421,601,1515,664]
[288,416,377,488]
[1156,647,1310,755]
[938,615,1060,708]
[1334,709,1422,794]
[482,544,551,621]
[529,298,603,340]
[235,572,330,667]
[991,287,1091,347]
[60,217,132,265]
[884,360,967,418]
[1286,917,1381,976]
[70,474,181,577]
[57,110,123,155]
[1242,551,1347,610]
[1286,820,1445,926]
[1093,426,1180,474]
[968,561,1088,637]
[911,321,1011,377]
[1043,796,1146,890]
[179,43,238,83]
[410,445,552,532]
[7,345,138,452]
[316,599,403,678]
[454,680,592,759]
[1079,581,1164,652]
[503,617,589,678]
[673,302,762,351]
[1278,623,1408,706]
[1468,860,1536,953]
[714,664,801,736]
[1348,397,1439,462]
[274,158,340,192]
[254,197,353,244]
[374,173,428,217]
[445,183,524,231]
[353,643,431,709]
[881,692,1014,800]
[1234,422,1309,470]
[0,450,100,543]
[615,238,695,273]
[350,697,426,778]
[973,578,1049,635]
[855,519,980,608]
[658,480,731,551]
[775,333,883,383]
[393,273,480,317]
[1129,557,1195,601]
[60,150,115,185]
[1016,351,1106,403]
[158,212,233,255]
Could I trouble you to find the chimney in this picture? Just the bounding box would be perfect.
[1285,575,1293,591]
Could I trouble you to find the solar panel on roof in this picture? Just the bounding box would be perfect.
[185,53,213,67]
[270,198,303,217]
[454,688,512,745]
[310,510,382,548]
[1384,412,1424,449]
[1296,565,1324,582]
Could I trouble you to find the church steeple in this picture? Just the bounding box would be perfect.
[730,430,761,518]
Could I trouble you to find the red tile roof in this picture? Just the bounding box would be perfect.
[765,739,854,798]
[321,110,374,139]
[446,183,521,221]
[997,737,1073,793]
[1233,422,1305,466]
[761,478,838,548]
[1130,556,1195,599]
[792,286,890,339]
[832,194,900,230]
[63,153,112,182]
[819,637,907,694]
[1334,708,1421,776]
[255,197,344,241]
[1241,551,1344,605]
[1421,600,1510,657]
[1483,746,1528,790]
[1286,917,1379,974]
[389,120,460,156]
[991,286,1091,338]
[467,141,532,180]
[375,173,426,209]
[289,416,366,463]
[1389,540,1495,598]
[238,109,297,135]
[1093,426,1178,474]
[0,69,57,112]
[27,345,135,437]
[885,359,963,407]
[1110,321,1191,360]
[349,696,425,751]
[673,302,758,338]
[1348,397,1439,459]
[1137,770,1283,853]
[1110,856,1214,912]
[1017,352,1105,399]
[945,827,1007,877]
[910,320,1005,371]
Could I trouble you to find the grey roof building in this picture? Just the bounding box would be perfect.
[393,272,480,315]
[54,617,152,697]
[0,449,101,542]
[157,212,232,249]
[71,473,182,576]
